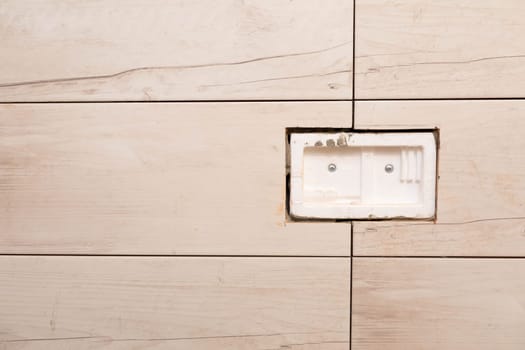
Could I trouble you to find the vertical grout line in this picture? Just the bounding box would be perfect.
[350,0,356,348]
[351,0,356,128]
[351,224,354,258]
[350,223,354,350]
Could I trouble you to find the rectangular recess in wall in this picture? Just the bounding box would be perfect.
[286,129,438,221]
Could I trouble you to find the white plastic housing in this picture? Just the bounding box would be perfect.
[289,132,437,219]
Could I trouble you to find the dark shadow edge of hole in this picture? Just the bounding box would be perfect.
[285,127,440,223]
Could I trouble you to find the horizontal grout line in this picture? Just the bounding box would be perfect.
[355,97,525,101]
[353,255,525,259]
[0,253,351,258]
[0,99,353,104]
[9,254,525,259]
[3,97,525,104]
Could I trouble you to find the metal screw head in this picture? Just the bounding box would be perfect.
[384,164,394,173]
[328,163,337,172]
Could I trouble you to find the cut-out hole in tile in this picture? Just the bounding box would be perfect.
[288,131,437,220]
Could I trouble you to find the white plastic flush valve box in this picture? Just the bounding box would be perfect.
[289,132,437,219]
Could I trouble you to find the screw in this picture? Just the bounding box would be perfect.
[328,163,337,172]
[385,164,394,173]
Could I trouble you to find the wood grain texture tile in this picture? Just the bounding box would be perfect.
[355,0,525,99]
[352,258,525,350]
[0,0,353,101]
[0,102,352,255]
[0,256,350,349]
[354,100,525,256]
